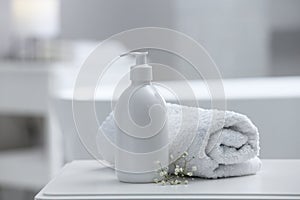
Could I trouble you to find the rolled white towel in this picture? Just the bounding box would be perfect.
[98,103,261,178]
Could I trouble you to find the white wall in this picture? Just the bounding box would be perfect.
[60,0,176,39]
[174,0,270,78]
[0,0,11,57]
[268,0,300,76]
[60,0,270,79]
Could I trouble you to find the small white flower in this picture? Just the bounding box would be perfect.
[182,151,188,157]
[187,172,193,176]
[159,170,167,177]
[174,168,179,175]
[170,154,174,159]
[153,178,159,183]
[179,168,184,172]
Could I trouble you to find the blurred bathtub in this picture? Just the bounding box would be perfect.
[53,76,300,162]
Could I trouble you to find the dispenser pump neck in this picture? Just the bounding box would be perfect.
[135,52,148,65]
[120,51,152,83]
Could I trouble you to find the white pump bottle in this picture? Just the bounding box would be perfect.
[114,52,169,183]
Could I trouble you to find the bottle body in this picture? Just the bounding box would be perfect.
[114,82,169,183]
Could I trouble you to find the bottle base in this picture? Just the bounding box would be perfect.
[116,171,157,183]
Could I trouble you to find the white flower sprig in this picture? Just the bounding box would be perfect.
[154,151,197,185]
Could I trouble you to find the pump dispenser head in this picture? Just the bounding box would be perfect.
[120,51,152,82]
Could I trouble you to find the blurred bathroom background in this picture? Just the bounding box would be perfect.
[0,0,300,199]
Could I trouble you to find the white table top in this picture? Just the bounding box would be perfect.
[36,159,300,200]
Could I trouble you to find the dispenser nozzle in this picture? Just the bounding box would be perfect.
[120,51,148,65]
[120,51,152,82]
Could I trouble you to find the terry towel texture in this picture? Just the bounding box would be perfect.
[99,103,261,178]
